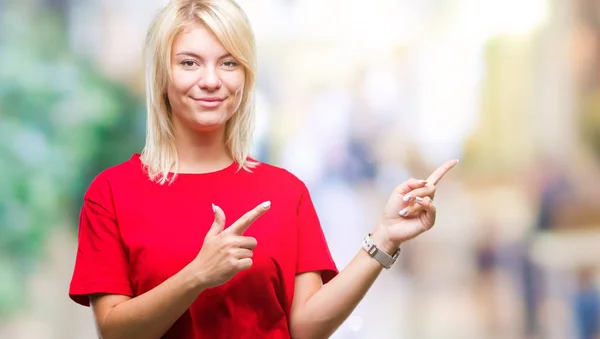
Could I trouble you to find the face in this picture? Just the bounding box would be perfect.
[167,22,245,133]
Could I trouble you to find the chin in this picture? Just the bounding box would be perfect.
[189,121,221,132]
[189,110,226,126]
[191,117,228,132]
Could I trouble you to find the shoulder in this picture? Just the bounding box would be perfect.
[84,154,144,201]
[249,161,308,193]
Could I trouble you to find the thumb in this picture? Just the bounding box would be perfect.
[206,203,226,237]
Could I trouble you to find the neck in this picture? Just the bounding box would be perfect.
[173,122,233,174]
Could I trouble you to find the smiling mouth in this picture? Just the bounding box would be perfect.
[193,97,225,108]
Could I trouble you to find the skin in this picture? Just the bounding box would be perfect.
[167,20,246,174]
[88,21,458,339]
[288,159,458,339]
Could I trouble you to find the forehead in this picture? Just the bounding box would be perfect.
[172,21,228,56]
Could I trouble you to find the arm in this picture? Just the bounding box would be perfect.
[89,202,270,339]
[289,160,458,339]
[289,249,388,339]
[90,264,205,339]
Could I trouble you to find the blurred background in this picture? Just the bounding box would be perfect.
[1,0,600,338]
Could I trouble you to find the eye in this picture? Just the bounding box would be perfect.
[180,60,198,69]
[222,60,239,68]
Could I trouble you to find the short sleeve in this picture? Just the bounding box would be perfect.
[296,183,338,283]
[69,175,133,306]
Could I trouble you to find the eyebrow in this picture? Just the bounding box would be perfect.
[175,51,233,60]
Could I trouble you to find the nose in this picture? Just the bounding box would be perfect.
[198,65,221,92]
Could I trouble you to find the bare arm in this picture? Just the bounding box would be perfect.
[289,250,386,339]
[90,202,270,339]
[90,265,205,339]
[289,160,458,339]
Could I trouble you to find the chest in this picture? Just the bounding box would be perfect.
[112,180,298,294]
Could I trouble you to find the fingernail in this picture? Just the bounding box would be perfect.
[261,201,271,209]
[399,208,408,216]
[212,203,216,213]
[403,194,411,202]
[456,159,460,163]
[419,180,427,183]
[415,197,424,203]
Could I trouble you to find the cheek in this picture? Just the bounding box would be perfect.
[230,83,245,112]
[233,83,245,100]
[225,73,245,100]
[170,69,198,97]
[220,68,243,87]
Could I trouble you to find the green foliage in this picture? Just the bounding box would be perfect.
[0,4,144,316]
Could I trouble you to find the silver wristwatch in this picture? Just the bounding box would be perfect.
[361,233,401,269]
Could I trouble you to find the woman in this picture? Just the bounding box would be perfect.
[69,0,458,338]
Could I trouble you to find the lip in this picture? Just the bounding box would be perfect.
[193,96,225,108]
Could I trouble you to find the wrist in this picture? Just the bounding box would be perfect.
[181,262,208,293]
[371,225,400,255]
[361,233,401,269]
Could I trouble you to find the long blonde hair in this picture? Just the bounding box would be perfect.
[141,0,258,184]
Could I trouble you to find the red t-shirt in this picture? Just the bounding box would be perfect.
[69,154,338,338]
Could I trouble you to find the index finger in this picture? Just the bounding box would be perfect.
[426,159,459,185]
[225,201,271,235]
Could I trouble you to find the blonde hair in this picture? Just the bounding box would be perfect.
[141,0,258,184]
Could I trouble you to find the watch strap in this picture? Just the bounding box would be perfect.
[361,233,400,269]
